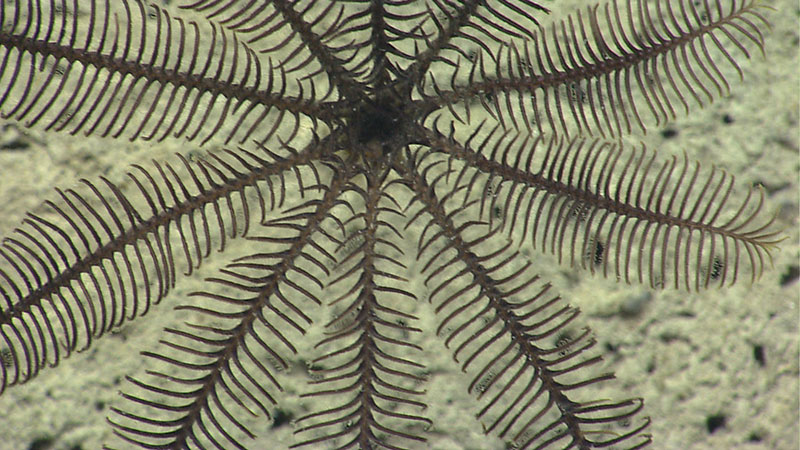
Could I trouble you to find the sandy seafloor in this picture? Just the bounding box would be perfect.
[0,1,797,449]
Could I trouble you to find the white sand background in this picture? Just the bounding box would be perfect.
[0,1,796,449]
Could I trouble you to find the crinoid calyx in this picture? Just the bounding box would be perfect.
[0,0,794,449]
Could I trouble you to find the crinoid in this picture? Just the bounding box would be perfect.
[0,0,795,449]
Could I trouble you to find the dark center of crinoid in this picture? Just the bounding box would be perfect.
[347,89,414,163]
[356,101,399,144]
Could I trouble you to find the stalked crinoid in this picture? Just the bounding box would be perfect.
[0,0,788,449]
